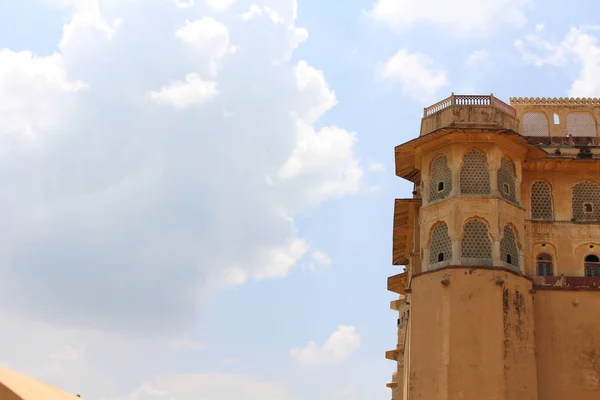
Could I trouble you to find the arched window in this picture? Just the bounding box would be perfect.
[567,112,596,137]
[531,181,553,220]
[572,181,600,221]
[460,219,492,264]
[460,150,491,195]
[500,225,519,267]
[536,253,553,276]
[584,255,600,277]
[429,155,452,202]
[429,222,452,266]
[497,157,517,203]
[521,112,549,136]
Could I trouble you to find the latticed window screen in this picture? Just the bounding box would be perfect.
[531,181,553,220]
[567,112,596,136]
[460,150,491,195]
[572,181,600,221]
[497,157,517,203]
[429,222,452,265]
[521,112,549,136]
[460,220,492,261]
[429,155,452,202]
[500,225,519,267]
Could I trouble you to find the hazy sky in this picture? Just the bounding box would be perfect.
[0,0,597,399]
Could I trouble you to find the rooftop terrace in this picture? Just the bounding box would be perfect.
[420,94,600,142]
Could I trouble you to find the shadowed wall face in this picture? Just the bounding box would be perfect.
[408,268,538,400]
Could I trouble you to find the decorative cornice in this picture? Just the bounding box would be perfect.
[510,97,600,105]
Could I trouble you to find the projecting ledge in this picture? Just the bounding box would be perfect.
[385,349,399,361]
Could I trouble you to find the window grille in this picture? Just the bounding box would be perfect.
[460,150,491,195]
[497,157,517,203]
[584,254,600,277]
[572,181,600,221]
[500,225,519,267]
[429,155,452,202]
[531,181,553,220]
[567,112,596,137]
[536,253,553,276]
[460,220,492,261]
[429,222,452,266]
[521,112,549,136]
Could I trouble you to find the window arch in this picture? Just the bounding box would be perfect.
[536,253,553,276]
[500,225,519,267]
[572,181,600,221]
[460,219,492,264]
[497,157,517,203]
[429,155,452,202]
[584,254,600,277]
[460,150,491,195]
[531,181,553,220]
[567,112,596,137]
[429,222,452,266]
[521,112,549,136]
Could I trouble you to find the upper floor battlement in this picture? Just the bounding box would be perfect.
[420,94,600,144]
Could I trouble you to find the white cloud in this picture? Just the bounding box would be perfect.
[311,250,332,266]
[173,0,195,8]
[113,373,288,400]
[516,26,600,96]
[0,0,361,338]
[466,49,490,67]
[290,325,361,365]
[368,161,384,172]
[165,338,206,351]
[48,345,84,362]
[175,17,237,76]
[378,49,448,103]
[0,49,85,143]
[149,73,218,109]
[242,4,263,21]
[370,0,532,37]
[205,0,236,11]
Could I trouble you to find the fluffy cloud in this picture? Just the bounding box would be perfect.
[149,73,218,109]
[466,49,490,67]
[311,250,332,267]
[515,26,600,96]
[378,49,448,103]
[370,0,532,37]
[0,0,362,339]
[290,325,361,365]
[113,373,288,400]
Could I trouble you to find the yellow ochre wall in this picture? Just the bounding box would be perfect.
[407,268,538,400]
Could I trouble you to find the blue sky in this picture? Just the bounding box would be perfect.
[0,0,599,399]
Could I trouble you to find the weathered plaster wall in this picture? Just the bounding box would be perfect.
[533,290,600,400]
[408,268,538,400]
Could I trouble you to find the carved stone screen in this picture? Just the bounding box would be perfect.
[497,157,517,203]
[572,181,600,221]
[500,225,519,267]
[460,220,492,262]
[531,181,553,220]
[567,112,596,137]
[460,150,491,195]
[429,155,452,202]
[429,222,452,266]
[521,112,549,136]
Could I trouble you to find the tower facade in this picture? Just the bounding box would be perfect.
[387,95,600,400]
